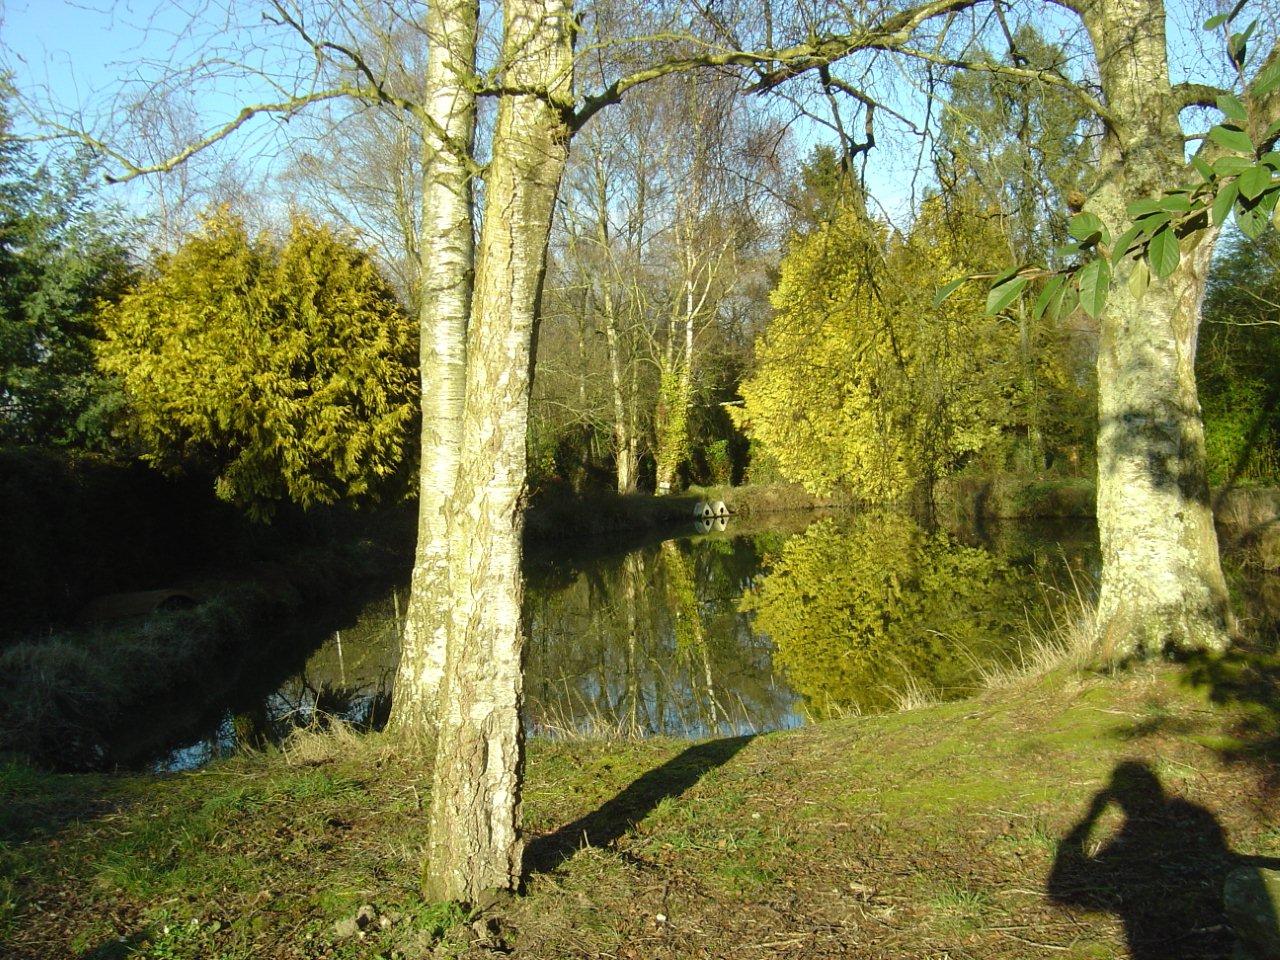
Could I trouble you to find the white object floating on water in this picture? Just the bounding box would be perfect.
[710,500,729,518]
[693,500,714,519]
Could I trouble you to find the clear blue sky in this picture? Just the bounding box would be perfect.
[0,0,1252,228]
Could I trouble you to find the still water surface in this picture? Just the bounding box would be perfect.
[162,509,1132,770]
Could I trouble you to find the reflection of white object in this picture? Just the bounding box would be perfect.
[693,500,714,519]
[714,516,728,531]
[711,500,729,518]
[695,517,714,533]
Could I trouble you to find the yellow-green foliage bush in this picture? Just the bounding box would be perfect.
[734,198,1019,500]
[98,211,418,517]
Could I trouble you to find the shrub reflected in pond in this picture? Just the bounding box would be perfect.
[743,513,1033,716]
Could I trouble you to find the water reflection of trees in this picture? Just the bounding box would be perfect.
[743,513,1032,716]
[166,592,402,768]
[524,534,795,737]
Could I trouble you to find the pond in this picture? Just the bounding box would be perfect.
[160,507,1278,771]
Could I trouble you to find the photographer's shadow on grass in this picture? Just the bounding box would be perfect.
[1048,760,1280,960]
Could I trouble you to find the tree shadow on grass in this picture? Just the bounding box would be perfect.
[1048,760,1280,960]
[1179,645,1280,793]
[524,735,753,878]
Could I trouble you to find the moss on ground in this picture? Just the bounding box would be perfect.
[1,664,1276,959]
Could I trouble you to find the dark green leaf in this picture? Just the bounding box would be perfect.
[932,277,969,307]
[1134,210,1173,230]
[1110,224,1144,266]
[1261,151,1280,170]
[1156,193,1193,212]
[1191,156,1214,181]
[1213,180,1241,225]
[1147,227,1181,279]
[1068,212,1105,244]
[1126,198,1164,217]
[1033,274,1066,322]
[1209,124,1255,154]
[1216,93,1248,122]
[985,276,1029,315]
[991,265,1021,287]
[1077,258,1111,319]
[1213,155,1254,176]
[1229,22,1256,65]
[1239,163,1275,200]
[1237,199,1270,238]
[1253,59,1280,97]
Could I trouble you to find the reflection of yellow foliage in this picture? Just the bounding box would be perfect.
[742,514,1026,715]
[660,539,702,654]
[734,198,1018,500]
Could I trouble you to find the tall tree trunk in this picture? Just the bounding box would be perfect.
[391,0,479,739]
[425,0,574,903]
[1083,0,1232,658]
[604,294,636,493]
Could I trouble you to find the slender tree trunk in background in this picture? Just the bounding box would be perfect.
[575,309,590,492]
[604,296,636,493]
[1083,0,1232,658]
[391,0,479,739]
[1016,302,1044,472]
[593,166,637,496]
[425,0,574,903]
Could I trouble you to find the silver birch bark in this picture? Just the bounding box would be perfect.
[1082,0,1233,657]
[591,162,637,494]
[604,291,637,493]
[425,0,574,903]
[390,0,479,738]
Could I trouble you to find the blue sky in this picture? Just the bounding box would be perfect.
[0,0,1252,229]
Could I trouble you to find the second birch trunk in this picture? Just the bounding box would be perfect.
[425,0,575,903]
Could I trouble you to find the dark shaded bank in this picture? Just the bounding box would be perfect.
[0,446,417,641]
[941,473,1097,521]
[0,533,409,771]
[0,449,415,770]
[942,472,1280,530]
[523,482,846,541]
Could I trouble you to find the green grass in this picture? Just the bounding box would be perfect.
[1,664,1276,959]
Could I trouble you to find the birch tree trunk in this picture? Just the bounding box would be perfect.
[604,295,637,493]
[390,0,479,739]
[1082,0,1232,658]
[425,0,574,903]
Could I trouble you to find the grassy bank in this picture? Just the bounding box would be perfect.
[3,659,1276,959]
